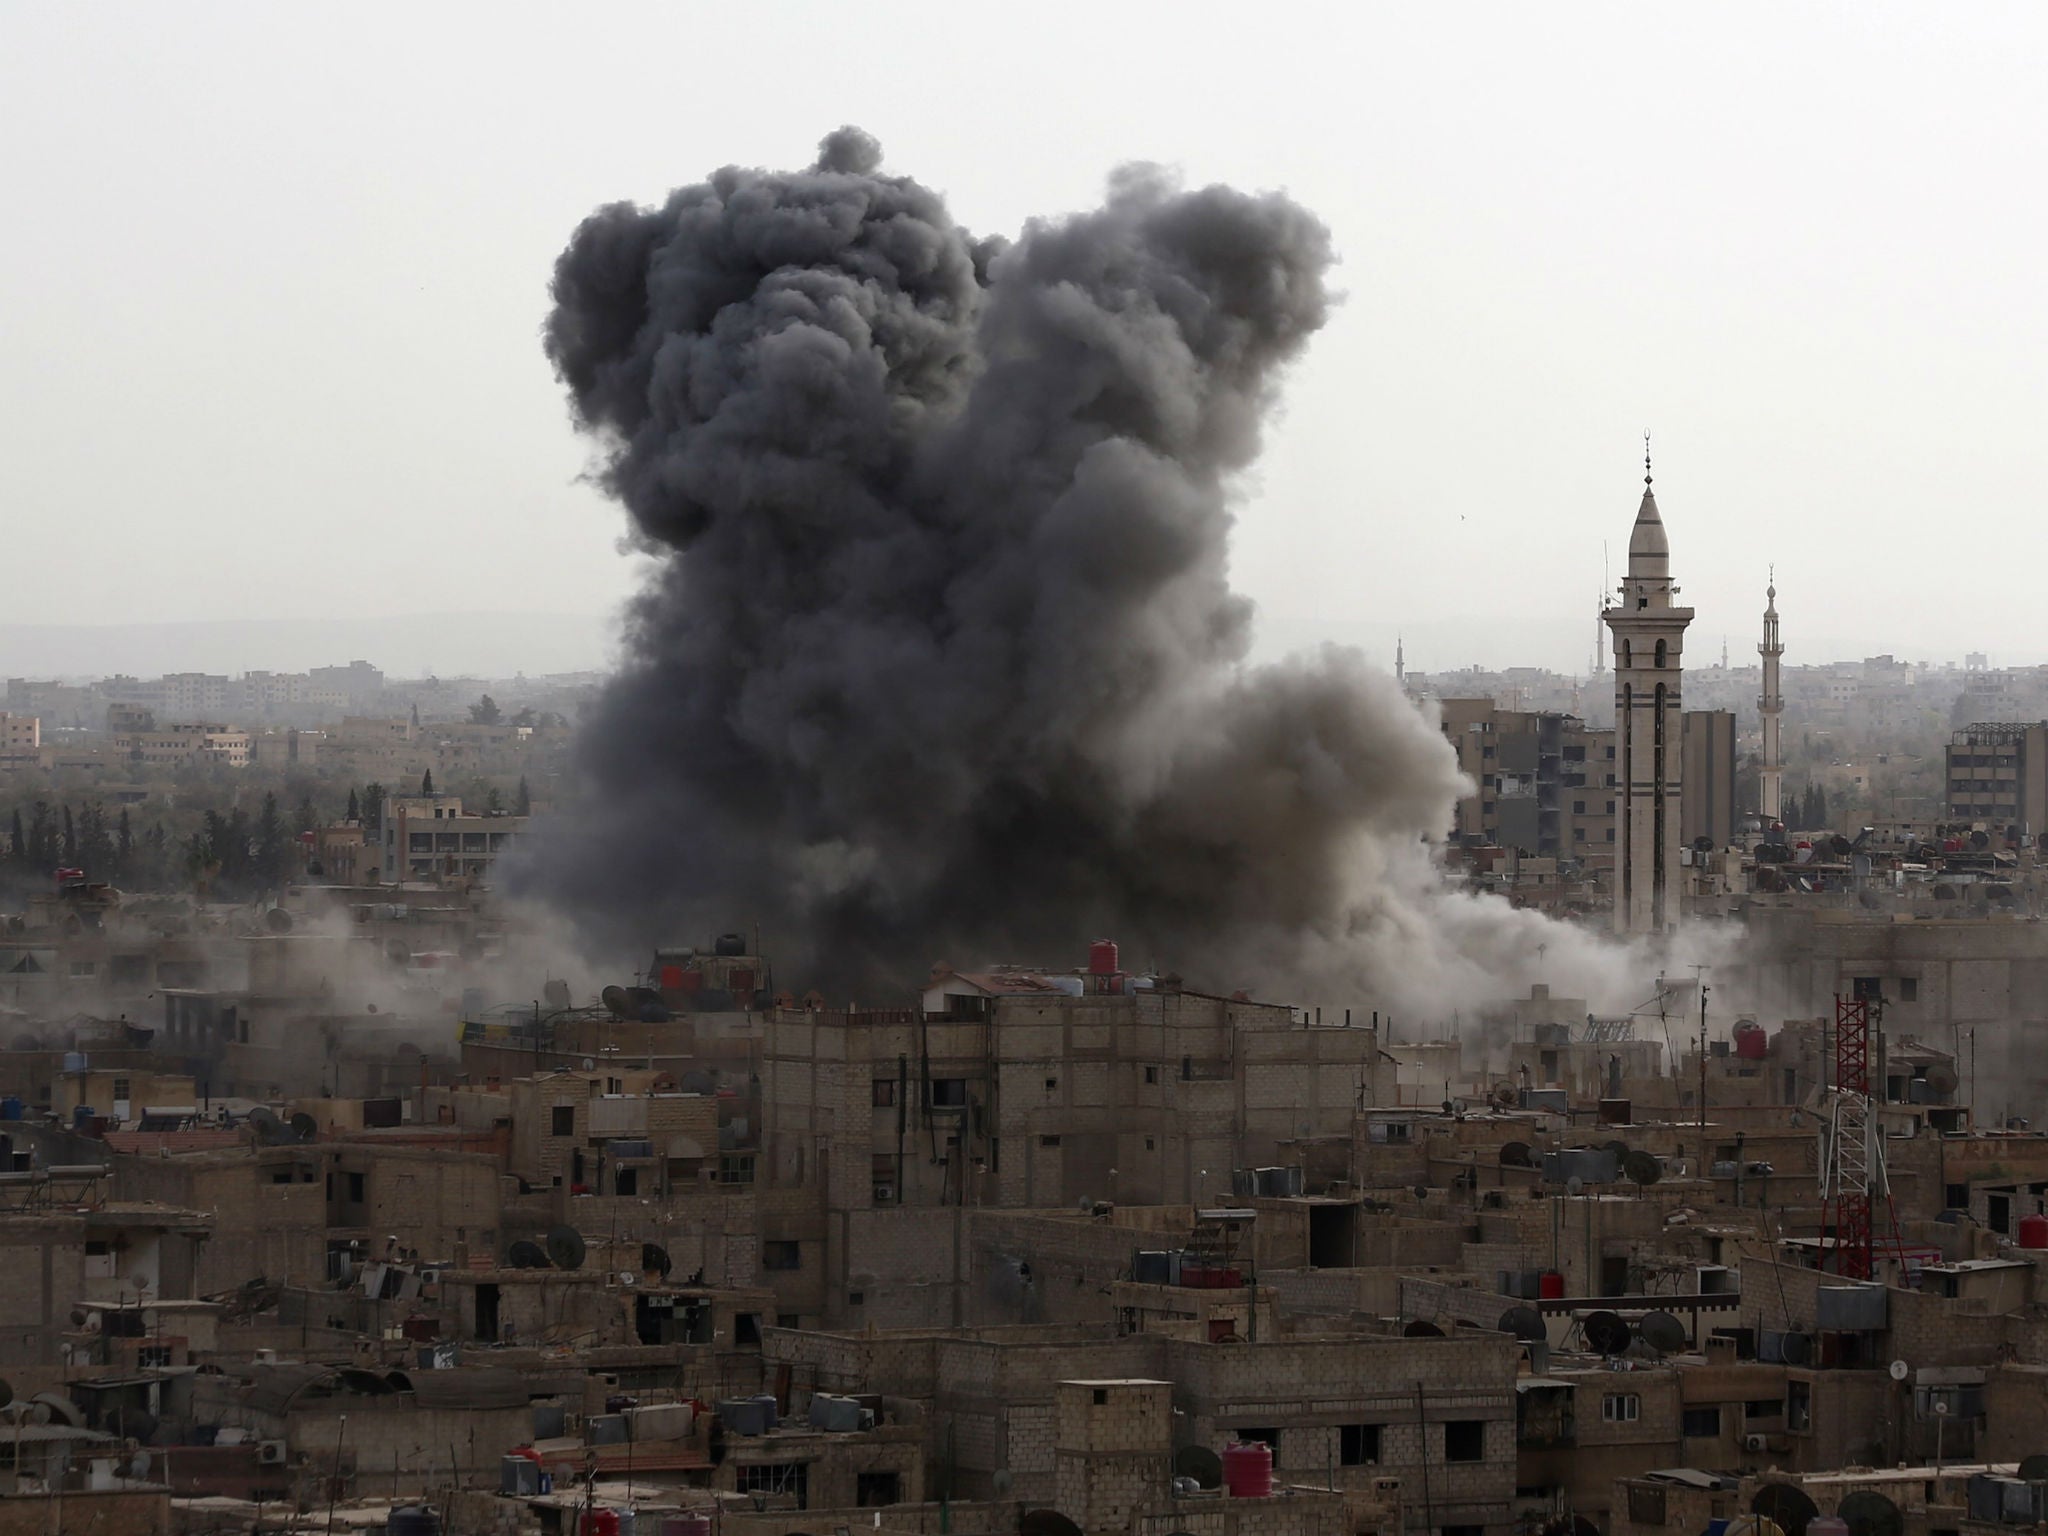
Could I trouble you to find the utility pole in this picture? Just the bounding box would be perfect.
[1693,970,1711,1139]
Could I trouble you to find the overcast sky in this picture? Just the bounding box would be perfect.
[4,3,2043,677]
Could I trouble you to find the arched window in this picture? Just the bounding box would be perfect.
[1655,639,1667,668]
[1621,640,1631,669]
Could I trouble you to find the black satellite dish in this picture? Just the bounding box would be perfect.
[1173,1444,1223,1490]
[1971,829,1992,851]
[1623,1150,1664,1188]
[505,1240,550,1270]
[642,1242,673,1279]
[1402,1319,1445,1338]
[2020,1454,2048,1482]
[1499,1306,1546,1341]
[1582,1310,1630,1355]
[544,1226,587,1272]
[1021,1511,1085,1536]
[1639,1311,1687,1353]
[601,985,634,1020]
[264,907,294,933]
[1602,1139,1630,1158]
[0,1378,15,1412]
[1411,1185,1430,1203]
[1838,1491,1904,1536]
[112,1407,159,1445]
[1778,1332,1812,1366]
[1693,835,1714,852]
[1753,1483,1819,1536]
[288,1112,319,1142]
[1831,834,1855,857]
[247,1107,293,1146]
[1499,1141,1534,1169]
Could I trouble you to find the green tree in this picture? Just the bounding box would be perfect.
[294,794,318,836]
[362,782,386,833]
[6,809,21,865]
[255,792,288,887]
[27,803,52,870]
[78,803,114,879]
[115,809,134,882]
[421,769,434,797]
[60,804,76,865]
[469,694,502,725]
[345,787,361,823]
[514,776,531,817]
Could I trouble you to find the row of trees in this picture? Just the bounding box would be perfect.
[0,770,536,900]
[1783,782,1832,831]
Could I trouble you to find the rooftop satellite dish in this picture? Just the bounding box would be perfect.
[2018,1454,2048,1481]
[1402,1319,1445,1338]
[1412,1185,1430,1203]
[1837,1490,1903,1536]
[1778,1332,1812,1366]
[993,1469,1016,1497]
[1173,1444,1223,1490]
[246,1107,293,1146]
[544,1225,587,1272]
[1753,1483,1820,1536]
[581,1058,596,1072]
[1623,1150,1664,1188]
[1498,1305,1546,1341]
[1926,1064,1959,1095]
[1639,1311,1687,1353]
[264,907,293,933]
[642,1242,673,1279]
[31,1393,80,1428]
[1602,1139,1631,1158]
[601,985,634,1020]
[128,1450,151,1479]
[1076,1196,1095,1213]
[504,1239,550,1270]
[0,1378,14,1411]
[1565,1176,1585,1196]
[1451,1098,1469,1115]
[288,1112,318,1142]
[1499,1141,1534,1168]
[618,1271,638,1287]
[1583,1310,1630,1356]
[1888,1359,1910,1381]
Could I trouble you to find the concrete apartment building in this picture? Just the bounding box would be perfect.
[1945,721,2047,832]
[1681,708,1737,849]
[378,792,527,881]
[111,720,252,767]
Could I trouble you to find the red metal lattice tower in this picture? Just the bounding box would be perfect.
[1824,993,1875,1278]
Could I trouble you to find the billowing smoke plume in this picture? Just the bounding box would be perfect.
[522,129,1681,1010]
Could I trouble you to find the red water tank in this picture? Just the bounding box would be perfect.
[580,1512,621,1536]
[1222,1441,1273,1498]
[1733,1022,1769,1060]
[2020,1213,2048,1249]
[1088,939,1120,975]
[1538,1270,1566,1299]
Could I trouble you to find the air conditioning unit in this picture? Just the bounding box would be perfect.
[258,1441,288,1465]
[1744,1434,1768,1452]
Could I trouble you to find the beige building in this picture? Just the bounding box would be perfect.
[111,721,251,767]
[1945,721,2048,833]
[379,793,526,881]
[1681,709,1737,849]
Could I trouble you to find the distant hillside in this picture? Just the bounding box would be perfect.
[0,611,620,680]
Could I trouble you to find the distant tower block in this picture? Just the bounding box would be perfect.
[1759,573,1785,824]
[1602,439,1694,935]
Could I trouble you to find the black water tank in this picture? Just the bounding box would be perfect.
[714,933,747,956]
[387,1507,442,1536]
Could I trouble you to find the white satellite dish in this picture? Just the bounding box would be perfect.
[1889,1359,1910,1381]
[581,1058,596,1072]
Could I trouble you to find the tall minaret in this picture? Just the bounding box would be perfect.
[1759,571,1784,824]
[1602,439,1694,935]
[1395,634,1405,687]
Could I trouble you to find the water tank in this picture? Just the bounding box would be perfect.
[0,1098,20,1121]
[1088,939,1120,975]
[2020,1214,2048,1249]
[580,1513,621,1536]
[61,1052,86,1074]
[1733,1022,1769,1060]
[714,933,748,956]
[388,1509,444,1536]
[1538,1271,1566,1299]
[1222,1441,1273,1498]
[752,1393,780,1429]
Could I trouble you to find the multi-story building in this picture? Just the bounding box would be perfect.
[1944,721,2047,832]
[110,721,251,767]
[378,794,526,882]
[1681,709,1737,849]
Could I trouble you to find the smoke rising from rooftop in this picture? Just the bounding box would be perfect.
[519,129,1683,1011]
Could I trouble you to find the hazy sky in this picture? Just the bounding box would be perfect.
[5,3,2044,676]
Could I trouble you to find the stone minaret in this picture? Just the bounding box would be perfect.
[1602,443,1694,935]
[1759,573,1784,824]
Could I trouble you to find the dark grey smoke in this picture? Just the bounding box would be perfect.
[522,129,1478,996]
